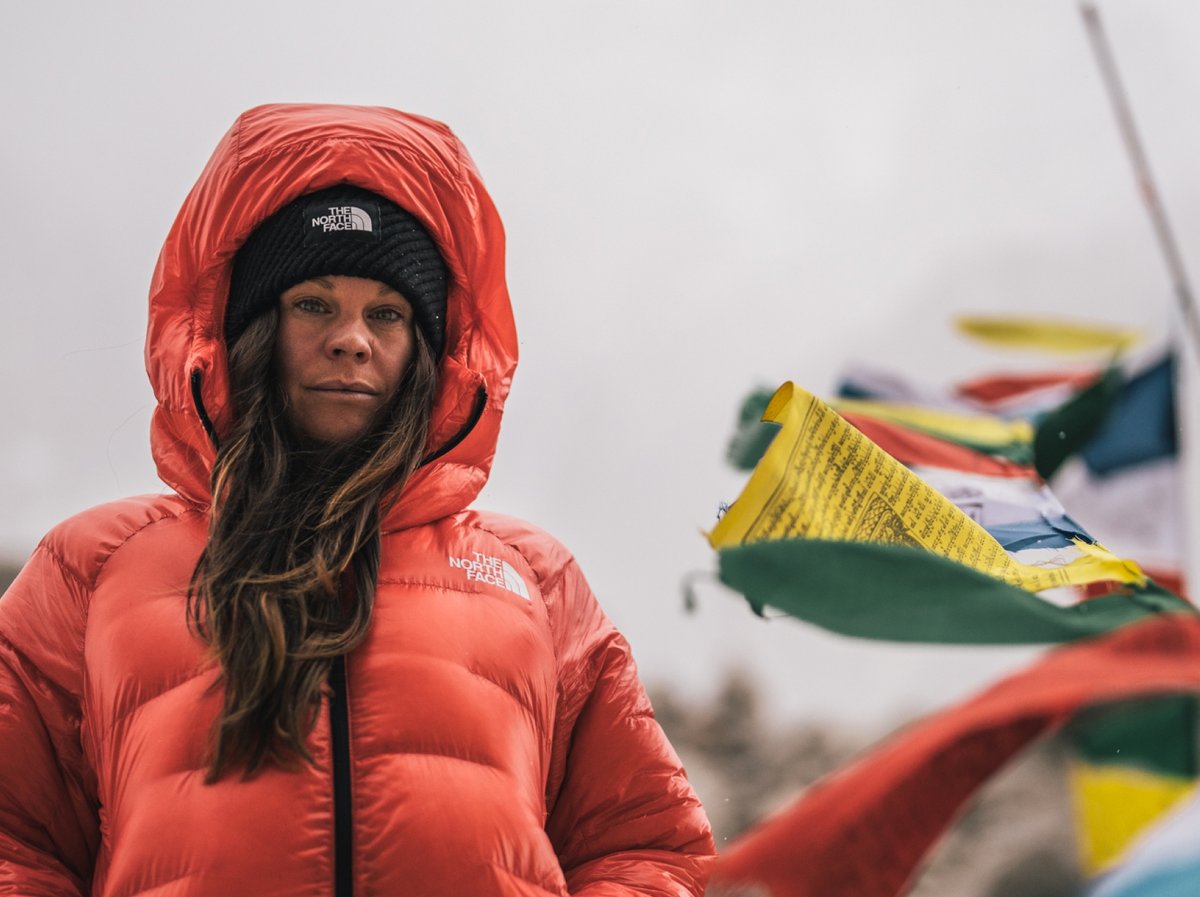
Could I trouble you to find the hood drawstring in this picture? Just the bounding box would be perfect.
[191,369,221,452]
[421,385,487,466]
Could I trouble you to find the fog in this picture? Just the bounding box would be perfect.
[3,0,1197,730]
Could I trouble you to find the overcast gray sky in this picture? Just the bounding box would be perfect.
[3,0,1197,732]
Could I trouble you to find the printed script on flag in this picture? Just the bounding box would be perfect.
[708,382,1144,593]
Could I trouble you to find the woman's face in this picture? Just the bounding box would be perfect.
[275,275,416,444]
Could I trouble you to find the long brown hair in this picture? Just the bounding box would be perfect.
[189,306,438,781]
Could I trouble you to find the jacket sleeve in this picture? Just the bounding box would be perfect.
[0,545,98,896]
[542,558,715,897]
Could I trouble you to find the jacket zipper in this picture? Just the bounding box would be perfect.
[330,654,353,897]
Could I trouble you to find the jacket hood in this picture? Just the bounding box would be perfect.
[146,104,516,529]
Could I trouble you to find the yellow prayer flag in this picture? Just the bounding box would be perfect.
[1069,757,1197,874]
[708,382,1145,593]
[833,397,1034,450]
[956,315,1141,355]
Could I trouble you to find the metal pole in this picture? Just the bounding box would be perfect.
[1079,2,1200,599]
[1078,1,1200,355]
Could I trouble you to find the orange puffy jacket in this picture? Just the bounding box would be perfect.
[0,105,714,897]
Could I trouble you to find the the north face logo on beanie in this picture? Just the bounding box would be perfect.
[303,200,382,243]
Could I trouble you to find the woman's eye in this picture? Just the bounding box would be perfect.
[372,307,407,322]
[294,297,328,314]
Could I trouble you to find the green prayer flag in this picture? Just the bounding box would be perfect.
[718,538,1193,644]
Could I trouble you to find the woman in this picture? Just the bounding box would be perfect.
[0,104,714,897]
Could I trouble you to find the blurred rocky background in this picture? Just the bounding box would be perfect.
[651,670,1084,897]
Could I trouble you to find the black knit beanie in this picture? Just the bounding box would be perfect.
[226,185,449,357]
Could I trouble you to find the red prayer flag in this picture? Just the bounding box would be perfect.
[711,614,1200,897]
[956,369,1100,407]
[840,411,1037,480]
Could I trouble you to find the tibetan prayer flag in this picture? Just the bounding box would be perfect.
[709,615,1200,897]
[1067,695,1199,874]
[710,383,1150,622]
[719,539,1183,643]
[714,357,1194,877]
[1034,365,1124,480]
[832,396,1035,464]
[956,315,1142,355]
[957,368,1101,411]
[1082,355,1177,476]
[726,387,779,471]
[1087,790,1200,897]
[839,412,1036,480]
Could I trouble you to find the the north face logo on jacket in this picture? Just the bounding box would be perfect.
[448,552,530,600]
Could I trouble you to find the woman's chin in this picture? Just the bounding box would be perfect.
[291,415,374,447]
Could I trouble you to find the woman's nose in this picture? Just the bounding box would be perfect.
[326,320,372,361]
